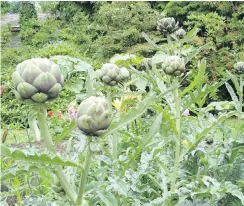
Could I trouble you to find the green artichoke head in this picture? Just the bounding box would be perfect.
[12,58,64,103]
[234,62,244,74]
[157,17,178,35]
[120,67,130,80]
[77,96,112,135]
[98,63,130,86]
[161,56,185,76]
[175,28,186,39]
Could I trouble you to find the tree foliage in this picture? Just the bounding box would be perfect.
[19,1,37,26]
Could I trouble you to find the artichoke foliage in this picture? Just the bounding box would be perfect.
[12,58,64,103]
[77,96,112,135]
[157,17,179,35]
[234,62,244,74]
[161,56,185,76]
[175,28,186,39]
[98,63,130,86]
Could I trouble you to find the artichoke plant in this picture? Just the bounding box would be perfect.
[234,62,244,74]
[175,28,186,39]
[139,58,152,70]
[77,96,112,135]
[98,63,130,86]
[157,17,178,35]
[12,58,64,103]
[161,56,185,76]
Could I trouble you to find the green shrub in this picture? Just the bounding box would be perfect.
[19,1,37,25]
[87,2,159,60]
[0,25,12,50]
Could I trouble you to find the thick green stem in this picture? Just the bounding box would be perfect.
[37,104,77,205]
[76,137,92,205]
[107,86,118,170]
[112,135,118,170]
[167,34,172,53]
[237,76,243,136]
[170,81,181,192]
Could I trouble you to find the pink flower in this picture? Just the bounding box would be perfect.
[68,102,77,121]
[182,109,190,116]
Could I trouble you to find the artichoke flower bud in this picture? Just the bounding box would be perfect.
[175,28,186,39]
[12,58,64,103]
[234,62,244,74]
[77,96,112,135]
[161,56,185,76]
[98,63,130,86]
[120,67,130,80]
[157,17,179,35]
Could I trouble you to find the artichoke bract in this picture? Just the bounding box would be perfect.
[161,56,185,76]
[12,58,64,103]
[175,28,186,39]
[157,17,178,35]
[77,96,112,135]
[234,62,244,74]
[98,63,130,86]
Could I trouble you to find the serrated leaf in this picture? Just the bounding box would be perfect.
[1,145,81,168]
[181,25,200,43]
[225,82,240,111]
[226,71,242,96]
[54,120,76,144]
[109,53,137,64]
[185,111,239,155]
[181,59,206,96]
[84,181,105,193]
[143,113,162,145]
[97,191,118,206]
[141,32,160,49]
[225,181,244,205]
[1,165,41,181]
[184,43,212,64]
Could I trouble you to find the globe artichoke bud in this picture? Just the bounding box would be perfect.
[120,67,130,79]
[12,58,64,103]
[77,96,112,135]
[175,28,186,39]
[98,63,130,86]
[157,17,178,35]
[161,56,185,76]
[234,62,244,74]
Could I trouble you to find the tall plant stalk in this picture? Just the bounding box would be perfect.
[167,34,172,54]
[107,86,118,170]
[76,137,92,205]
[112,134,118,171]
[36,104,77,205]
[238,76,243,135]
[170,79,181,192]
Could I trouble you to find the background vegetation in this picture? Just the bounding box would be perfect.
[1,1,244,206]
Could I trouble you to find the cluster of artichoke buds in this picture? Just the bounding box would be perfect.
[234,62,244,74]
[12,58,64,103]
[161,56,185,77]
[157,17,179,35]
[98,63,130,86]
[175,28,186,39]
[76,96,112,136]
